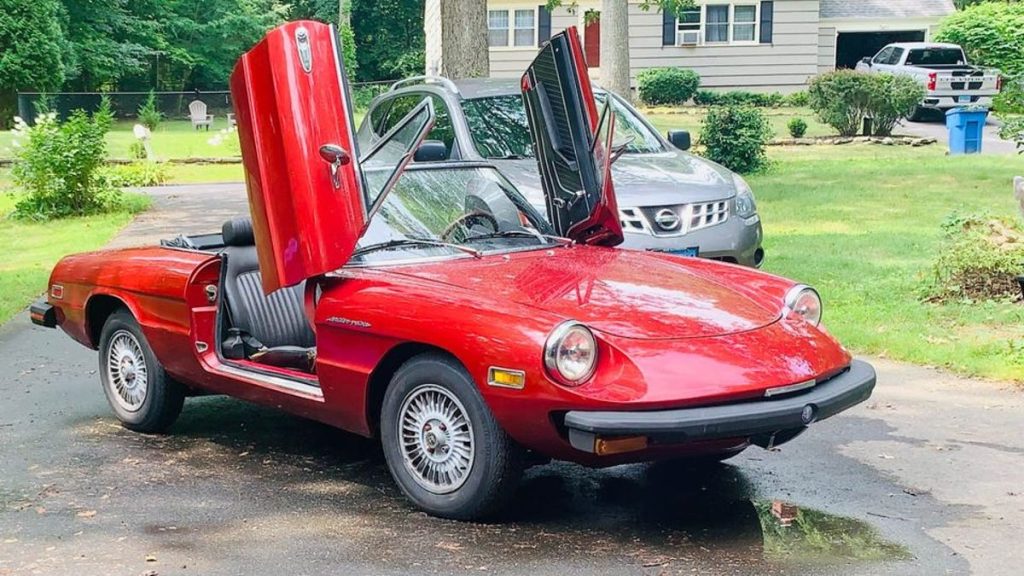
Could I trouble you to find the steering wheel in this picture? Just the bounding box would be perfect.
[440,210,499,243]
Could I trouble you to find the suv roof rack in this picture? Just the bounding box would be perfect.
[389,76,460,94]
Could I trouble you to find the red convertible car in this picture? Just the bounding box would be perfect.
[31,23,874,519]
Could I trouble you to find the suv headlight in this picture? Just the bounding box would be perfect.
[733,174,757,218]
[544,321,598,386]
[784,285,822,326]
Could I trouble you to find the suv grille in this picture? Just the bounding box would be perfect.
[619,201,729,236]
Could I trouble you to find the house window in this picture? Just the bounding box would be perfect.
[705,5,730,43]
[733,5,757,42]
[488,10,509,47]
[674,3,761,46]
[488,8,537,48]
[514,9,535,46]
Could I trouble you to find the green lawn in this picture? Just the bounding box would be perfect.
[0,194,149,323]
[752,144,1024,382]
[641,106,836,140]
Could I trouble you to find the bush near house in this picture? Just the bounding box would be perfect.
[699,105,772,174]
[807,70,923,137]
[934,2,1024,79]
[787,117,808,138]
[637,68,701,106]
[694,90,785,108]
[993,79,1024,115]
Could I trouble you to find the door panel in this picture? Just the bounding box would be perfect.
[521,26,623,247]
[231,21,365,293]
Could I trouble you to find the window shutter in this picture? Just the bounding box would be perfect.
[760,1,774,44]
[538,6,552,44]
[662,9,675,46]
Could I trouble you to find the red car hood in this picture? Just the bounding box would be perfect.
[385,247,779,340]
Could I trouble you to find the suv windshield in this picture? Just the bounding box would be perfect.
[354,165,556,264]
[906,48,965,67]
[462,92,665,159]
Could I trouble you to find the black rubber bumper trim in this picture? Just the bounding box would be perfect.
[564,359,876,452]
[29,300,57,328]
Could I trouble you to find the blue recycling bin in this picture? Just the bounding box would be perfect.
[945,107,988,155]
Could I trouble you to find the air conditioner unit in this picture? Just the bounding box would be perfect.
[679,31,700,46]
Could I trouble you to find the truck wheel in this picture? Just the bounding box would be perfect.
[908,106,928,122]
[380,353,523,520]
[98,309,185,433]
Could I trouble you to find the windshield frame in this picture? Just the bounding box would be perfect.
[343,161,561,269]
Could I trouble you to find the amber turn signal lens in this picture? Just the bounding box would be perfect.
[594,435,648,456]
[487,367,526,389]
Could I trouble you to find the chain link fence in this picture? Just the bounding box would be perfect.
[16,80,398,125]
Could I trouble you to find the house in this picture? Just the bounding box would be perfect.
[424,0,955,93]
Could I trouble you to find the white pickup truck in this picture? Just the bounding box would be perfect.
[855,42,1001,120]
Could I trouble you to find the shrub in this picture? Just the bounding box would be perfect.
[128,140,147,160]
[868,73,926,136]
[693,90,785,108]
[808,70,923,136]
[787,117,808,138]
[10,98,120,220]
[98,162,169,188]
[935,2,1024,78]
[807,70,875,136]
[784,91,810,107]
[926,212,1024,302]
[699,105,772,174]
[999,116,1024,154]
[994,77,1024,115]
[637,68,701,105]
[137,90,162,130]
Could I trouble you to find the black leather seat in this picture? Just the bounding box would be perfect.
[220,217,315,371]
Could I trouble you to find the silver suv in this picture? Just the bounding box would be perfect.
[357,77,765,267]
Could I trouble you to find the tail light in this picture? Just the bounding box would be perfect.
[927,73,937,91]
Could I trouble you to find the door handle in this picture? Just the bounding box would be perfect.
[318,144,351,188]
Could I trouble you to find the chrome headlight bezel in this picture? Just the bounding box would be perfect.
[783,285,823,326]
[732,173,757,218]
[543,321,598,386]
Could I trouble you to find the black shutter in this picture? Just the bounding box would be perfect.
[662,9,675,46]
[760,1,774,44]
[538,6,552,44]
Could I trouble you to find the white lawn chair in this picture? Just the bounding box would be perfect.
[188,100,214,131]
[226,112,237,129]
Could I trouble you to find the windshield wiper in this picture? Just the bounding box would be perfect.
[463,229,573,246]
[353,237,483,258]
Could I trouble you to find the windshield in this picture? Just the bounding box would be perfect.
[461,92,665,159]
[353,165,556,264]
[906,48,965,67]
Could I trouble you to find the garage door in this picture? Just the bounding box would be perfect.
[835,31,926,70]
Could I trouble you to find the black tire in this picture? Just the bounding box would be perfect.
[380,353,523,520]
[97,309,185,433]
[908,106,928,122]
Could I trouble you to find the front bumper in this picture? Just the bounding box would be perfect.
[30,299,57,328]
[564,359,875,454]
[621,214,764,268]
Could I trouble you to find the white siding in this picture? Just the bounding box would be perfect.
[818,26,836,73]
[629,0,820,93]
[487,3,576,77]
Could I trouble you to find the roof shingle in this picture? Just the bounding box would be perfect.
[820,0,956,20]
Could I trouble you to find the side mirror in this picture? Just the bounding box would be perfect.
[667,130,691,151]
[413,140,447,163]
[861,57,872,65]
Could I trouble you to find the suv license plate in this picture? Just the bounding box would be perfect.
[666,247,699,258]
[958,95,972,103]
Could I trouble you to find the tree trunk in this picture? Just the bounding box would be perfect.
[599,0,631,101]
[439,0,489,79]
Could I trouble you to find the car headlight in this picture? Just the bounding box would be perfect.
[784,285,822,326]
[732,174,757,218]
[544,321,598,386]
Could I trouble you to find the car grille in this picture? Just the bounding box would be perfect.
[619,201,729,237]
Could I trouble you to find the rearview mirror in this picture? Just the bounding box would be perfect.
[667,130,691,151]
[413,140,447,162]
[318,144,351,188]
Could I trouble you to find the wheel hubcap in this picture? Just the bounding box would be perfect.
[106,330,148,412]
[398,384,474,494]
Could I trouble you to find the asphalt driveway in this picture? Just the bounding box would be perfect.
[1,184,1022,575]
[900,112,1017,155]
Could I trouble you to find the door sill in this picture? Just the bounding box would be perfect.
[215,360,324,401]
